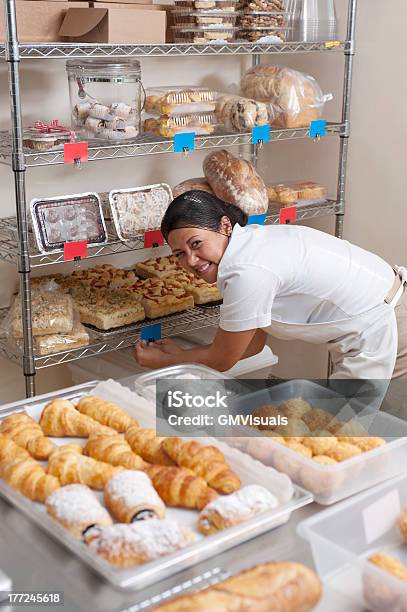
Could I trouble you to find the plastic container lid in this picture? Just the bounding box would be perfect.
[66,58,141,78]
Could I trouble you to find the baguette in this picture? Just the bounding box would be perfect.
[151,561,322,611]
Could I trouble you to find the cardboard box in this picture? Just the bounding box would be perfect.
[0,1,84,42]
[59,7,166,42]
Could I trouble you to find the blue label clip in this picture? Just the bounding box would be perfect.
[309,119,327,139]
[174,132,195,153]
[247,213,267,225]
[251,124,271,145]
[140,323,162,343]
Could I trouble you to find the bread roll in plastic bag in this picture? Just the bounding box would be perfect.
[203,149,268,215]
[241,65,333,129]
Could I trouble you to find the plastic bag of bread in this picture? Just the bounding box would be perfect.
[240,65,332,129]
[215,94,271,132]
[4,279,75,340]
[203,149,268,215]
[172,177,214,199]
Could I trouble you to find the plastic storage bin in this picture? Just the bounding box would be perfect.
[225,380,407,505]
[66,59,143,142]
[298,473,407,611]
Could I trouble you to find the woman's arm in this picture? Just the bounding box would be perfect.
[135,327,262,371]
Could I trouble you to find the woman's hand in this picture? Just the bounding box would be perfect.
[154,338,183,356]
[134,341,178,369]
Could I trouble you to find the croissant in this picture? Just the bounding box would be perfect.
[47,446,122,490]
[84,434,146,470]
[0,433,31,463]
[161,438,241,494]
[104,470,166,523]
[76,396,137,432]
[400,508,407,542]
[125,426,174,466]
[0,413,55,460]
[47,484,113,539]
[0,457,60,502]
[39,399,115,438]
[146,464,218,510]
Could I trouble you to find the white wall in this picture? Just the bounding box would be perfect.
[0,0,405,398]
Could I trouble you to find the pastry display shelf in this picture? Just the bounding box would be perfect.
[0,40,348,60]
[0,304,221,369]
[0,200,340,268]
[0,123,347,168]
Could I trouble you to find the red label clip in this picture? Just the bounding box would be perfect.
[279,206,297,224]
[144,230,164,248]
[64,240,87,261]
[64,142,88,165]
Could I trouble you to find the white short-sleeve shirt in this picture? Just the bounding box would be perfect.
[217,224,395,333]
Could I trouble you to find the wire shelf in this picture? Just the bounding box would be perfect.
[0,305,221,369]
[0,123,347,168]
[0,200,340,268]
[0,40,347,60]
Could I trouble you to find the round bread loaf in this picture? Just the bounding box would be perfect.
[203,149,268,215]
[172,177,213,199]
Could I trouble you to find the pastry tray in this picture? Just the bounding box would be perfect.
[0,380,312,591]
[82,304,220,338]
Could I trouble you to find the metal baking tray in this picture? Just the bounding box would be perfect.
[30,192,108,255]
[83,304,219,338]
[0,381,312,591]
[108,184,172,242]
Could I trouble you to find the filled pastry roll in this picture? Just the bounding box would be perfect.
[84,519,196,567]
[46,484,113,539]
[197,484,279,536]
[104,470,165,523]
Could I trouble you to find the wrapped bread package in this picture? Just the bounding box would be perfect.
[215,94,270,131]
[10,288,75,338]
[203,149,268,215]
[241,65,332,129]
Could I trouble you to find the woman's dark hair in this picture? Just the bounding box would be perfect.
[161,190,248,240]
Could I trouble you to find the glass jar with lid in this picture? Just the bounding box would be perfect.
[66,58,143,142]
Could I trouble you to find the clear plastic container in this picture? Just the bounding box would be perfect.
[298,473,407,611]
[135,363,232,402]
[174,0,238,9]
[267,181,328,207]
[172,25,237,43]
[23,128,74,151]
[30,193,107,254]
[66,58,143,142]
[173,9,239,25]
[224,379,407,505]
[237,25,288,42]
[109,184,172,240]
[145,86,216,115]
[143,112,218,137]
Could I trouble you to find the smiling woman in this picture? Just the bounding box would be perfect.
[161,190,247,284]
[134,190,407,380]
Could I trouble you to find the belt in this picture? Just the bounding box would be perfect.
[385,268,407,305]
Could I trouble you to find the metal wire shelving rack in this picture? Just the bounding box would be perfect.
[2,0,357,397]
